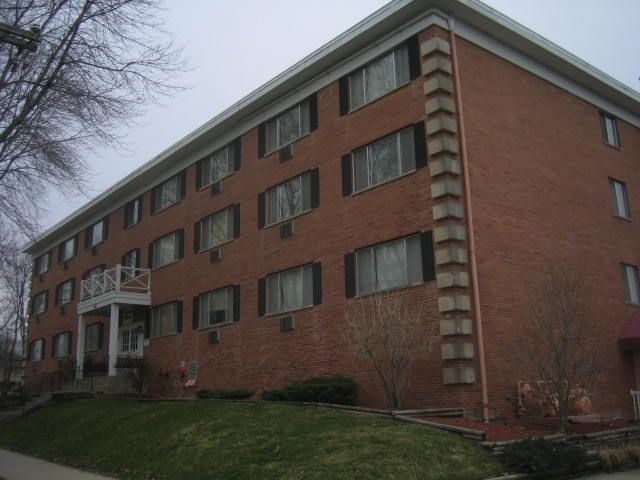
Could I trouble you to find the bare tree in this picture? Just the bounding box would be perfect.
[345,292,435,409]
[516,266,603,432]
[0,240,30,401]
[0,0,185,235]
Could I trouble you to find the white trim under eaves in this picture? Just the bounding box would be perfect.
[451,16,640,128]
[23,8,445,257]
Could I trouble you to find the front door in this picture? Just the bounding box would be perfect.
[118,322,143,357]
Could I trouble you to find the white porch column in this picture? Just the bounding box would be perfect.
[108,303,120,376]
[76,314,86,379]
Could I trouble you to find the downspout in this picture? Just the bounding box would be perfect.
[448,17,490,423]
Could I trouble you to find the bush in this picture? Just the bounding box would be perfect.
[501,438,586,474]
[261,375,358,405]
[196,389,254,400]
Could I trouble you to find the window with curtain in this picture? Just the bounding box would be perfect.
[622,264,640,304]
[266,264,313,314]
[198,286,234,327]
[151,302,179,338]
[199,143,235,188]
[53,332,71,357]
[199,207,234,251]
[609,178,630,219]
[356,235,423,295]
[349,44,410,110]
[265,99,311,153]
[266,172,311,225]
[352,126,415,192]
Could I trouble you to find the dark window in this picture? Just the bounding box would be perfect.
[259,94,318,156]
[149,230,184,269]
[196,139,241,190]
[85,217,108,248]
[151,172,186,214]
[601,112,620,147]
[124,197,143,228]
[35,252,51,276]
[58,236,78,263]
[150,301,182,338]
[56,278,75,306]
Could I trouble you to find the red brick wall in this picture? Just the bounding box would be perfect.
[457,35,640,417]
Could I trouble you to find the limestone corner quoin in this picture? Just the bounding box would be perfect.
[22,0,640,420]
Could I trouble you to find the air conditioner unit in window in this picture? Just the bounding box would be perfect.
[210,248,222,263]
[279,144,294,162]
[280,315,294,332]
[210,181,222,195]
[280,221,294,239]
[208,329,220,344]
[210,310,226,325]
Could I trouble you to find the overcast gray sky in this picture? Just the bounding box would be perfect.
[43,0,640,230]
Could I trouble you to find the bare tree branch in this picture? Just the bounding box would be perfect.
[0,0,186,236]
[345,291,435,409]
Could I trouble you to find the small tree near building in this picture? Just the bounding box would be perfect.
[345,292,435,409]
[516,265,603,433]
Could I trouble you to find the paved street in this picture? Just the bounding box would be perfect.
[0,449,115,480]
[578,469,640,479]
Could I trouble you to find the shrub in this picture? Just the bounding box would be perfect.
[501,438,586,474]
[600,445,640,472]
[261,375,358,405]
[196,389,254,400]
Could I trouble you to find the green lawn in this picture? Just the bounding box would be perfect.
[0,400,502,480]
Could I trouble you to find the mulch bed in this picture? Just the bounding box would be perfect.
[418,416,634,442]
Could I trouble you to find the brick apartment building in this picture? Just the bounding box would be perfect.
[23,0,640,419]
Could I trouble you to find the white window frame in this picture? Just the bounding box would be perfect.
[57,279,74,306]
[35,252,51,276]
[602,112,620,148]
[86,219,106,248]
[152,231,181,269]
[151,302,179,338]
[53,332,71,358]
[622,264,640,305]
[33,291,47,315]
[198,286,234,328]
[266,264,313,315]
[124,197,142,228]
[198,207,234,252]
[264,99,311,154]
[30,339,44,362]
[199,144,235,189]
[355,234,423,295]
[349,44,410,111]
[351,126,415,193]
[265,172,311,226]
[59,237,77,263]
[153,175,181,212]
[610,179,630,219]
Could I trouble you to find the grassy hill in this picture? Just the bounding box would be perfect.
[0,400,502,480]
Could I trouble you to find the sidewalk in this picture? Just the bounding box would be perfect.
[0,449,115,480]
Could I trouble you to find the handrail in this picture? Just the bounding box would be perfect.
[80,265,151,302]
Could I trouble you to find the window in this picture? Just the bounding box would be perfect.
[32,291,48,315]
[195,205,239,252]
[85,323,103,352]
[339,37,419,114]
[53,332,72,358]
[196,139,241,190]
[260,263,322,315]
[30,339,44,362]
[122,248,140,270]
[621,264,640,304]
[344,233,435,297]
[259,94,317,156]
[58,236,77,263]
[149,230,183,269]
[151,172,185,214]
[124,197,143,228]
[85,218,107,248]
[35,252,51,276]
[601,112,620,147]
[610,179,630,219]
[259,169,319,228]
[342,124,425,196]
[56,279,75,306]
[197,286,237,328]
[150,301,182,338]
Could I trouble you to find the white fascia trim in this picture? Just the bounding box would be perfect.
[24,6,442,257]
[450,9,640,127]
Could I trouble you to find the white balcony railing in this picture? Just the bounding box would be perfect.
[80,265,151,302]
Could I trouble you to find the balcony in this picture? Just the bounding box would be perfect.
[77,265,151,315]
